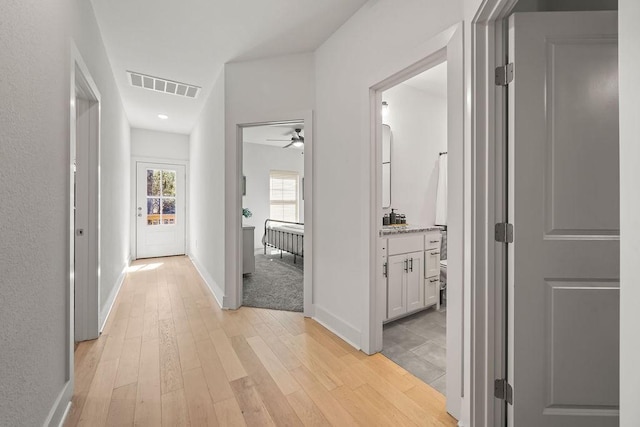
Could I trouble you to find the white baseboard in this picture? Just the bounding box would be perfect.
[99,256,131,332]
[188,254,224,309]
[313,305,362,350]
[43,380,72,427]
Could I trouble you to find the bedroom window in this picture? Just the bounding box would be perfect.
[270,170,299,222]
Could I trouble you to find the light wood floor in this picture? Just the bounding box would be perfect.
[65,256,456,427]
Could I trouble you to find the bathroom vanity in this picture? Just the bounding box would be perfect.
[380,226,442,322]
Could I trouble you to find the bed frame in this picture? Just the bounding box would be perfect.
[263,219,304,263]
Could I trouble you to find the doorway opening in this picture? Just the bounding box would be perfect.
[72,49,101,343]
[235,115,313,316]
[379,60,449,395]
[241,123,305,312]
[135,161,186,259]
[369,23,464,419]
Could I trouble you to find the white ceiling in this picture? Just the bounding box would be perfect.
[402,61,448,98]
[243,123,304,149]
[90,0,367,135]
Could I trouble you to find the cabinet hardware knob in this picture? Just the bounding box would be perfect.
[409,258,413,272]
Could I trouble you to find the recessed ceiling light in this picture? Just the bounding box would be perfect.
[158,114,168,120]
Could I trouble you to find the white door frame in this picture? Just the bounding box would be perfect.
[132,157,189,260]
[57,42,101,424]
[71,43,101,344]
[228,111,314,316]
[470,1,518,426]
[368,22,464,418]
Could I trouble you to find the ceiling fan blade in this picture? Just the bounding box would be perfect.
[282,142,294,149]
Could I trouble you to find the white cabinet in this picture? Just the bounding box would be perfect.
[387,254,408,318]
[384,230,441,321]
[424,231,441,309]
[425,248,440,278]
[425,276,439,307]
[386,251,424,319]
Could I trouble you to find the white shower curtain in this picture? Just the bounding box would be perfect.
[435,153,447,226]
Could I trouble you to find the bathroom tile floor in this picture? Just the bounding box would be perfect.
[382,306,447,395]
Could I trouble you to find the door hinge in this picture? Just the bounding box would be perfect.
[495,63,514,86]
[494,378,513,405]
[495,222,514,243]
[383,262,388,278]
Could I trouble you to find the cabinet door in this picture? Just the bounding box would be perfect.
[406,251,425,312]
[425,277,439,307]
[425,249,440,278]
[387,254,407,319]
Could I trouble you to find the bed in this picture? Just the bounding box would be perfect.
[262,219,304,263]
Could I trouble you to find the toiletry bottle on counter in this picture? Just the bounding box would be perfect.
[390,209,396,225]
[383,214,390,226]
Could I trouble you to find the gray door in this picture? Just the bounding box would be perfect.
[508,11,619,427]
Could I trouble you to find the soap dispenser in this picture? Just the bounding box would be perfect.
[390,209,397,225]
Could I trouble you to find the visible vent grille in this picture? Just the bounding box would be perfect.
[127,71,200,99]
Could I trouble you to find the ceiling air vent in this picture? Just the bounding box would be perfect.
[127,71,201,99]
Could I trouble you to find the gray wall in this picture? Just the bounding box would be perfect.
[514,0,617,12]
[0,0,131,425]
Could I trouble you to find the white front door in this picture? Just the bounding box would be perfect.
[508,11,619,427]
[136,162,186,259]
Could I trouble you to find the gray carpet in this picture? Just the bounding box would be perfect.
[242,252,304,312]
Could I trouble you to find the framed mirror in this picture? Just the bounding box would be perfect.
[382,124,391,208]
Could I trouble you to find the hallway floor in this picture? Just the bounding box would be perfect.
[65,256,455,426]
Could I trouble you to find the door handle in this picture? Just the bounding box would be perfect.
[404,259,408,272]
[409,258,413,272]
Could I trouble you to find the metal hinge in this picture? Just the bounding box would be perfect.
[495,223,514,243]
[495,378,513,405]
[495,63,514,86]
[383,262,388,278]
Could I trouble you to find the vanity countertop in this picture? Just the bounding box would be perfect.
[379,225,443,236]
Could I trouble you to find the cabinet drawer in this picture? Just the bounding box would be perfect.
[425,277,439,307]
[388,235,424,255]
[425,249,440,278]
[425,232,441,251]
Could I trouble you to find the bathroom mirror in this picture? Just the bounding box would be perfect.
[382,124,391,208]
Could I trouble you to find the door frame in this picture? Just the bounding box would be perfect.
[132,157,189,260]
[57,42,102,424]
[229,111,314,316]
[71,43,101,344]
[470,1,518,426]
[368,22,464,418]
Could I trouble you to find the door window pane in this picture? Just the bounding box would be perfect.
[145,168,178,226]
[147,169,161,196]
[162,170,176,197]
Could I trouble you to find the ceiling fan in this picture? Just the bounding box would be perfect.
[268,128,304,149]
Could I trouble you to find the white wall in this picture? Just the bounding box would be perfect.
[224,53,315,307]
[0,0,131,425]
[131,128,189,160]
[314,0,461,348]
[242,142,305,249]
[189,70,226,305]
[382,83,447,227]
[619,1,639,424]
